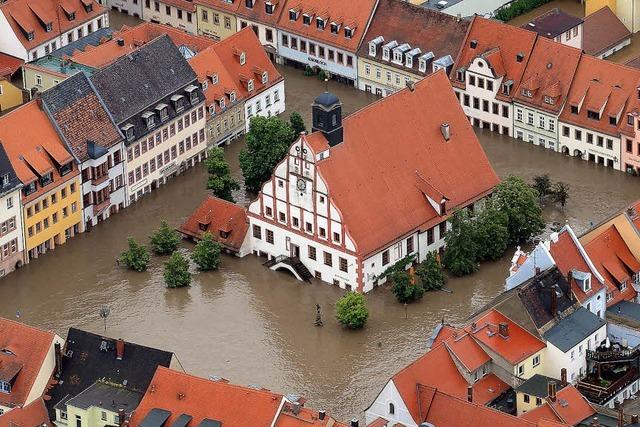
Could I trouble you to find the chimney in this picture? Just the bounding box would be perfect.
[350,419,359,427]
[318,410,326,421]
[498,322,509,338]
[467,385,473,402]
[406,80,416,91]
[54,342,63,378]
[551,289,558,316]
[618,406,624,427]
[470,39,478,49]
[560,368,567,387]
[591,417,600,427]
[117,38,125,46]
[34,90,42,109]
[440,123,450,141]
[548,381,557,402]
[292,402,301,416]
[118,409,125,427]
[116,338,125,360]
[456,13,461,22]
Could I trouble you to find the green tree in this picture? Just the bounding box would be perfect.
[473,200,509,261]
[206,147,239,202]
[150,220,181,255]
[119,238,150,272]
[442,210,479,276]
[553,181,570,210]
[289,111,306,137]
[239,116,295,193]
[190,232,223,271]
[416,252,446,291]
[493,175,545,244]
[532,174,551,201]
[391,270,425,304]
[164,251,191,288]
[336,292,369,329]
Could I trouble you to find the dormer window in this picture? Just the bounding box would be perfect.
[67,11,76,20]
[247,79,254,91]
[419,58,427,73]
[382,47,390,61]
[344,27,353,38]
[171,94,185,112]
[122,124,134,141]
[39,172,53,187]
[59,162,72,176]
[289,9,299,21]
[502,82,512,96]
[245,0,253,8]
[393,51,402,63]
[185,85,199,104]
[261,71,268,84]
[209,105,215,115]
[302,14,311,25]
[587,110,600,120]
[406,56,413,68]
[265,2,273,14]
[229,91,236,102]
[26,31,34,41]
[330,22,339,34]
[23,181,37,196]
[142,111,156,129]
[240,52,246,65]
[456,70,464,81]
[0,173,9,187]
[369,42,376,56]
[0,381,11,393]
[45,22,52,32]
[544,95,554,105]
[609,116,618,126]
[316,17,325,30]
[571,105,579,114]
[156,104,169,121]
[210,73,218,84]
[84,3,93,12]
[521,89,532,98]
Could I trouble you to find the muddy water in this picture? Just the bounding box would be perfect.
[2,66,640,421]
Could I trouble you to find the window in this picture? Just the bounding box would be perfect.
[305,222,312,233]
[339,257,347,272]
[523,394,530,404]
[252,224,261,239]
[382,250,389,266]
[406,236,414,253]
[527,112,534,125]
[536,397,542,406]
[35,74,42,86]
[319,227,326,238]
[562,126,570,137]
[266,229,274,244]
[532,354,540,367]
[324,251,332,266]
[388,403,395,415]
[516,109,523,122]
[278,212,286,222]
[575,129,582,141]
[308,246,316,260]
[518,364,525,376]
[265,206,272,217]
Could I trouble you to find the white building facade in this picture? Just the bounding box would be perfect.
[558,121,622,169]
[108,0,143,17]
[244,79,285,131]
[142,0,197,34]
[0,183,25,277]
[513,102,560,150]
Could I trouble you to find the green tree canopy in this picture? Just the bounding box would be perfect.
[119,238,150,272]
[553,181,570,210]
[416,252,446,291]
[190,232,223,271]
[336,292,369,329]
[473,200,509,262]
[442,210,480,276]
[150,220,181,255]
[206,147,239,202]
[493,175,545,244]
[239,116,295,193]
[289,111,306,137]
[164,251,191,288]
[532,174,551,200]
[391,270,425,304]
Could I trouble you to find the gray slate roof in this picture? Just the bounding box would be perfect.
[608,300,640,322]
[0,144,21,196]
[42,72,96,115]
[515,374,559,398]
[66,381,142,413]
[52,28,114,58]
[543,307,606,353]
[90,34,197,124]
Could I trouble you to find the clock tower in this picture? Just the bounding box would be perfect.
[311,91,343,147]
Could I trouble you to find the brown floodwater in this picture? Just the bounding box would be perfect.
[2,66,640,421]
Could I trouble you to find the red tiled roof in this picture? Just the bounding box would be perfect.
[513,37,581,114]
[466,310,545,365]
[0,101,77,203]
[444,333,491,372]
[0,52,24,78]
[0,0,105,50]
[70,22,215,68]
[583,6,631,57]
[178,196,249,252]
[189,45,243,113]
[431,324,458,348]
[451,16,537,102]
[276,0,378,53]
[520,386,595,426]
[128,367,283,427]
[274,405,348,427]
[306,70,499,257]
[584,225,640,307]
[0,397,50,426]
[236,0,284,26]
[0,318,55,408]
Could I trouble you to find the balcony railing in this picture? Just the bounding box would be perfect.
[577,368,639,405]
[586,347,640,363]
[91,174,109,186]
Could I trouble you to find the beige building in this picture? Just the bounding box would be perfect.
[194,0,238,40]
[142,0,197,34]
[22,56,96,93]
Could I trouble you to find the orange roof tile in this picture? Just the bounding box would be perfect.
[276,0,378,53]
[178,196,249,252]
[513,37,581,114]
[70,22,215,68]
[236,0,284,26]
[274,405,348,427]
[0,0,105,51]
[445,334,491,372]
[128,367,283,427]
[0,397,50,426]
[452,16,537,102]
[305,70,499,257]
[431,324,458,348]
[466,310,545,365]
[0,318,55,408]
[583,6,631,58]
[520,386,595,426]
[0,52,24,78]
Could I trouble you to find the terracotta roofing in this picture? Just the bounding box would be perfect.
[70,22,215,69]
[128,367,284,427]
[0,397,50,426]
[208,27,283,100]
[0,0,105,51]
[520,386,595,425]
[305,70,499,257]
[0,52,24,78]
[41,72,123,162]
[356,0,469,77]
[583,225,640,306]
[274,403,348,427]
[276,0,378,53]
[236,0,284,26]
[583,6,631,58]
[390,343,509,424]
[522,8,583,39]
[0,318,55,408]
[0,101,75,202]
[560,55,639,138]
[466,309,545,365]
[451,16,537,102]
[178,196,249,251]
[188,45,242,114]
[513,37,581,114]
[444,333,490,372]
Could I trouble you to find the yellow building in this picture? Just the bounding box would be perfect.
[515,374,559,415]
[22,56,96,93]
[586,0,616,15]
[0,77,24,114]
[0,101,83,263]
[586,0,640,32]
[194,0,238,41]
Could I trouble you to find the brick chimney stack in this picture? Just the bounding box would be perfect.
[116,338,125,360]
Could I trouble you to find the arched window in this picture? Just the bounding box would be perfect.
[388,402,395,415]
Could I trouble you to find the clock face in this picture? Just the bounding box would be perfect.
[297,179,307,191]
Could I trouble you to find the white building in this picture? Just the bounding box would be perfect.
[142,0,197,34]
[247,71,499,292]
[236,0,282,62]
[0,147,25,278]
[107,0,143,17]
[522,8,584,50]
[0,0,108,62]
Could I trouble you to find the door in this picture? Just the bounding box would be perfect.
[375,88,383,96]
[291,244,300,259]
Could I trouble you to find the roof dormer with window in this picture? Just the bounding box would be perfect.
[316,17,325,30]
[368,36,383,57]
[142,111,156,129]
[171,94,185,112]
[302,13,312,25]
[330,22,340,34]
[288,8,299,21]
[382,40,397,61]
[155,103,169,121]
[244,0,254,8]
[265,1,274,14]
[261,71,268,84]
[344,26,353,39]
[247,79,254,92]
[122,123,134,141]
[218,97,226,109]
[185,84,199,105]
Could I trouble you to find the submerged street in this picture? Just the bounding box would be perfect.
[2,66,640,420]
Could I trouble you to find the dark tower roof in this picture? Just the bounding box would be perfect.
[313,91,340,109]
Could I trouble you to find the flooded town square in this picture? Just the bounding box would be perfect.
[3,65,640,421]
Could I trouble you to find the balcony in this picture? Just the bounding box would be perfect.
[93,196,111,215]
[91,173,109,186]
[577,368,639,405]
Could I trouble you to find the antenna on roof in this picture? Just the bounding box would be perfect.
[99,306,110,334]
